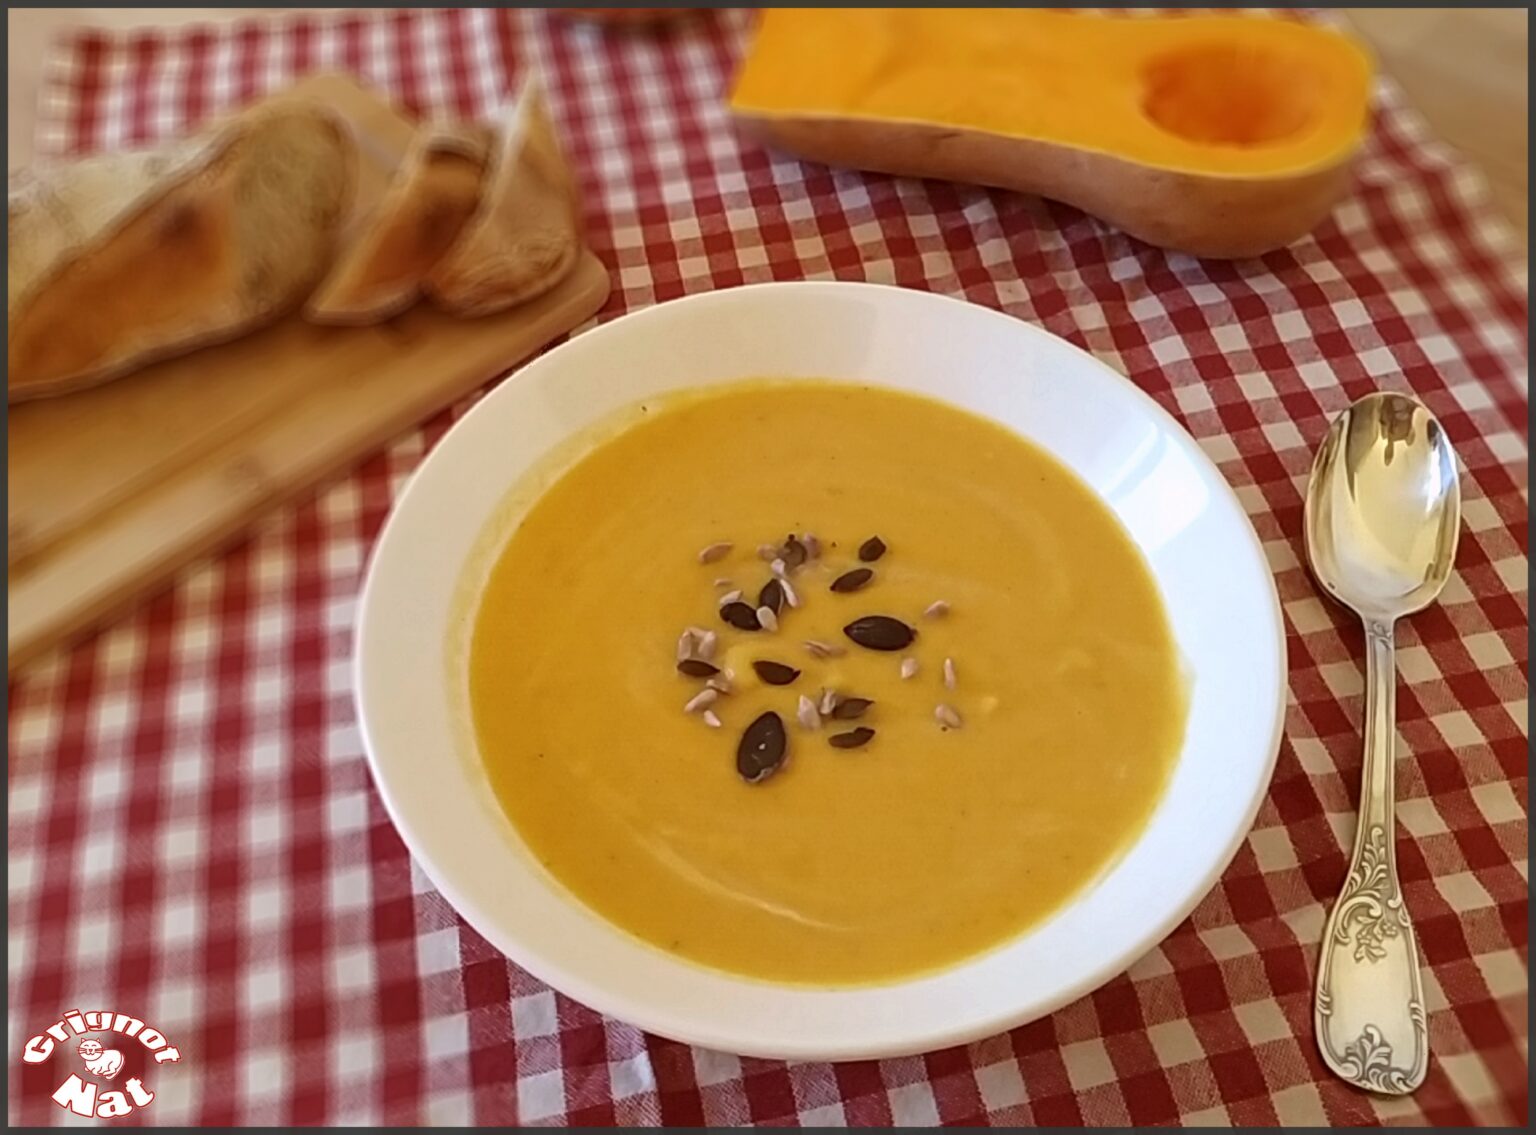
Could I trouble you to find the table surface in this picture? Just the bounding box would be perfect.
[7,6,1529,238]
[6,6,1528,1128]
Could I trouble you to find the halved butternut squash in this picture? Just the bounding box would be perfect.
[729,9,1375,258]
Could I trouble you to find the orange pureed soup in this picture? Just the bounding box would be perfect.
[469,381,1186,984]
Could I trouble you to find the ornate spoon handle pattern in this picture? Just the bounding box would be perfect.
[1314,621,1428,1095]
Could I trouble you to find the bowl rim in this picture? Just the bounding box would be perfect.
[354,281,1288,1060]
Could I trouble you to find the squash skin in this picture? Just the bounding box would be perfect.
[733,112,1356,259]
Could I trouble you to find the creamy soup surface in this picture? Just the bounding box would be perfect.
[469,380,1187,984]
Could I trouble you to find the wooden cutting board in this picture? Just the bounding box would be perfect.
[7,75,611,671]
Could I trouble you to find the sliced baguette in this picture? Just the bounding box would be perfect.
[7,102,353,403]
[425,79,581,317]
[306,123,490,325]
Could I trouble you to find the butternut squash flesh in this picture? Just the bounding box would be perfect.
[729,9,1375,258]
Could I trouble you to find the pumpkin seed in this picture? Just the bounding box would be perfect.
[829,727,875,749]
[758,577,786,614]
[677,658,720,678]
[844,615,916,651]
[831,568,874,593]
[720,601,761,630]
[697,541,733,564]
[829,697,873,720]
[737,711,788,783]
[752,660,801,686]
[858,536,887,562]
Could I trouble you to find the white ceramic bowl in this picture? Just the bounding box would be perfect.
[355,282,1285,1061]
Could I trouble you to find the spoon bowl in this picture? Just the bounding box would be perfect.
[1305,391,1461,625]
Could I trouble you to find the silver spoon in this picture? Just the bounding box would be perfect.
[1304,391,1460,1095]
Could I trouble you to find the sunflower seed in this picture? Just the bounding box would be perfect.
[858,536,887,562]
[720,601,761,630]
[935,703,963,730]
[829,697,873,720]
[779,577,800,608]
[677,658,720,678]
[756,605,779,632]
[703,709,723,729]
[829,727,875,749]
[900,656,920,680]
[686,625,710,638]
[758,577,786,614]
[737,711,788,783]
[819,688,842,716]
[923,600,951,619]
[684,688,719,713]
[943,657,958,690]
[757,543,780,561]
[803,639,845,660]
[706,675,734,694]
[802,533,822,560]
[770,558,788,579]
[831,568,874,593]
[697,631,718,661]
[698,541,733,564]
[844,615,916,651]
[752,659,800,686]
[713,577,734,588]
[677,630,699,661]
[782,536,808,569]
[718,589,743,607]
[796,695,821,731]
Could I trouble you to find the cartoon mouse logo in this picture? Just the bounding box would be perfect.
[76,1039,124,1080]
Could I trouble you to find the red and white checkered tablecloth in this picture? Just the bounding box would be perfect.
[7,7,1527,1126]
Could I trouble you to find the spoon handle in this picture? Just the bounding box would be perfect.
[1314,620,1428,1094]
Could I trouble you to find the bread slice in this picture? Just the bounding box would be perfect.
[7,102,353,403]
[425,79,581,317]
[305,123,490,325]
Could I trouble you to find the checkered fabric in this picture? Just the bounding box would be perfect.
[8,7,1527,1126]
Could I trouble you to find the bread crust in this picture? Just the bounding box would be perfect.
[8,136,218,320]
[7,102,353,403]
